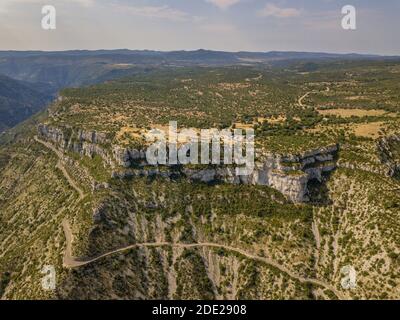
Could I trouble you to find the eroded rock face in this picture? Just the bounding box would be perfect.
[77,130,108,144]
[243,146,338,202]
[110,145,339,203]
[268,171,309,203]
[377,135,400,177]
[38,124,338,203]
[38,124,67,147]
[112,146,147,168]
[38,124,115,167]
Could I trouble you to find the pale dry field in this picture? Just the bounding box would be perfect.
[308,121,385,139]
[317,108,393,118]
[352,121,384,138]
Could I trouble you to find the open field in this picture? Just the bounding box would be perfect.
[317,108,395,118]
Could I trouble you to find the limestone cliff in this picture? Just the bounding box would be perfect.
[377,135,400,177]
[38,124,338,203]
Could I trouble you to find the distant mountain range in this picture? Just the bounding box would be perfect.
[0,49,399,133]
[1,49,398,86]
[0,49,398,89]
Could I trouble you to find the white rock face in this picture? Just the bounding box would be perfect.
[233,146,339,202]
[38,124,116,167]
[268,171,309,203]
[377,135,400,177]
[38,124,66,147]
[38,124,338,203]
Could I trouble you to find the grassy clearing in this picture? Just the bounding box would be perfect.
[317,108,395,118]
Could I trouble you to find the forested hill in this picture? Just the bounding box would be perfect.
[0,75,51,132]
[0,49,398,133]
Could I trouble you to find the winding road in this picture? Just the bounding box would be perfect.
[35,136,85,200]
[35,135,345,300]
[298,92,311,107]
[298,87,330,107]
[61,220,343,299]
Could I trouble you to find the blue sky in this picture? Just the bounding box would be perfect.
[0,0,399,54]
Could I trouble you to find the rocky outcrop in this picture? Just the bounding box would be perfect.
[38,124,149,169]
[249,145,338,202]
[37,124,67,147]
[377,135,400,177]
[112,144,338,203]
[112,146,147,168]
[38,124,338,203]
[38,124,115,167]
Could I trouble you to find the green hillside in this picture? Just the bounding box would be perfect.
[0,59,399,300]
[0,75,51,132]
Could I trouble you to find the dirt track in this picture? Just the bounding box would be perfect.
[35,135,345,300]
[61,220,344,299]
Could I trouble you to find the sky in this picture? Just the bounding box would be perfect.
[0,0,399,55]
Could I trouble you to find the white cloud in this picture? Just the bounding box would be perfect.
[70,0,95,7]
[258,3,301,18]
[114,4,189,22]
[205,0,241,10]
[199,23,236,33]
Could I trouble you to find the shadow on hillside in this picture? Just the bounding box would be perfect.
[307,171,335,206]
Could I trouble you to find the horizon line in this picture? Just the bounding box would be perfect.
[0,48,399,57]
